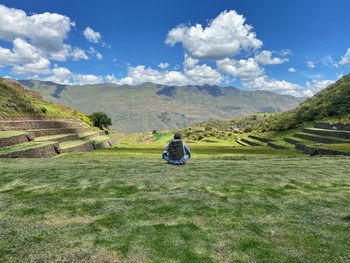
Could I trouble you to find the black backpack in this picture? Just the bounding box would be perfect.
[168,140,184,160]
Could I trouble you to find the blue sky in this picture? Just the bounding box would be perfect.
[0,0,350,96]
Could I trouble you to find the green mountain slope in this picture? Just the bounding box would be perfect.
[0,78,91,124]
[268,73,350,131]
[19,80,304,134]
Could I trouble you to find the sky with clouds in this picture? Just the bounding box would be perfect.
[0,0,349,97]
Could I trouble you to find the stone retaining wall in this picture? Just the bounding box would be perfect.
[241,138,261,146]
[0,143,60,158]
[31,128,91,137]
[267,142,287,149]
[80,131,104,140]
[48,134,80,143]
[61,142,95,153]
[295,143,350,156]
[294,133,342,144]
[0,116,78,121]
[248,135,273,143]
[314,122,350,131]
[0,120,86,130]
[283,138,300,145]
[0,133,32,148]
[95,136,119,149]
[303,128,350,139]
[236,140,247,146]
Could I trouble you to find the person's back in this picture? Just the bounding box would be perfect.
[162,133,191,165]
[168,140,185,160]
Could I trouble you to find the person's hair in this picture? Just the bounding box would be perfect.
[174,133,181,140]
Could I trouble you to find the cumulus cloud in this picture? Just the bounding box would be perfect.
[158,62,169,69]
[306,61,316,68]
[303,79,335,97]
[12,58,50,75]
[0,4,92,75]
[71,47,89,61]
[245,76,304,96]
[183,55,199,69]
[46,66,103,85]
[0,4,74,54]
[166,10,262,60]
[339,48,350,66]
[216,58,263,80]
[255,50,289,65]
[83,27,101,43]
[288,67,297,72]
[87,47,103,60]
[107,63,221,86]
[0,38,51,74]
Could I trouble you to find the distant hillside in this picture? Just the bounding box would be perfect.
[267,73,350,131]
[0,78,91,124]
[19,80,304,134]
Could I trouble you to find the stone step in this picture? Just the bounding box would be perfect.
[35,133,80,143]
[240,138,262,146]
[236,139,248,146]
[0,120,87,130]
[294,133,346,144]
[303,128,350,139]
[267,142,288,150]
[0,131,33,148]
[283,137,302,146]
[28,127,91,137]
[0,141,59,158]
[314,122,350,131]
[295,143,350,156]
[248,135,273,143]
[78,131,104,140]
[93,135,119,149]
[60,140,95,153]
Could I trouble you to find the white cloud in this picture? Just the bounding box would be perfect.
[0,38,51,74]
[0,4,92,75]
[71,47,88,61]
[0,38,41,66]
[184,64,222,85]
[107,63,221,86]
[245,76,303,96]
[158,62,169,69]
[306,61,316,68]
[216,58,263,80]
[288,67,297,72]
[12,58,50,75]
[0,4,74,54]
[83,27,101,43]
[166,10,262,60]
[304,79,335,97]
[215,57,307,96]
[339,48,350,66]
[183,55,199,69]
[46,66,103,85]
[255,50,288,65]
[87,47,103,60]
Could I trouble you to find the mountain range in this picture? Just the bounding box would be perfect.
[19,80,304,134]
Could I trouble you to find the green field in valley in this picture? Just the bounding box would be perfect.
[0,145,349,262]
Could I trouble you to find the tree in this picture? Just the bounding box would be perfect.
[89,112,112,130]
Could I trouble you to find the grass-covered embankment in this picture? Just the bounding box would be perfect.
[0,154,349,262]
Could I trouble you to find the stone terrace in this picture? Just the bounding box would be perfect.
[0,117,121,158]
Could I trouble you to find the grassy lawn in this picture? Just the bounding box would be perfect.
[0,131,27,139]
[0,150,349,262]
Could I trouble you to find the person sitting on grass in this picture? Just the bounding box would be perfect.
[162,133,191,165]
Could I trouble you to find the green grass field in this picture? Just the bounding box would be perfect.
[0,144,349,262]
